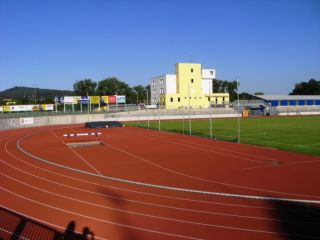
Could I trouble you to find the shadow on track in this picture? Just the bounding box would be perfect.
[0,207,95,240]
[99,187,140,240]
[269,201,320,239]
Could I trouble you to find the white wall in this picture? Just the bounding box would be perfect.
[165,74,176,94]
[202,79,212,94]
[202,68,216,79]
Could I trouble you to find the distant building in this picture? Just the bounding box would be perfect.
[254,95,320,107]
[150,63,229,109]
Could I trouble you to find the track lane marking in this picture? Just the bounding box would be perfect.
[4,170,314,225]
[14,131,320,203]
[2,187,319,239]
[0,187,204,240]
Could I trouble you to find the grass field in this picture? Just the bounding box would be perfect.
[126,116,320,156]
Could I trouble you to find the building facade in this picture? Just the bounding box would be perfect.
[150,63,229,109]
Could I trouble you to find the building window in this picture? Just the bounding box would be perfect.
[178,97,180,102]
[160,79,164,85]
[170,97,173,102]
[210,71,214,75]
[191,68,193,73]
[191,78,194,83]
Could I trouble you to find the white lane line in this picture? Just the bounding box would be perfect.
[0,227,30,240]
[0,187,204,240]
[4,171,314,225]
[2,147,283,212]
[106,143,320,202]
[0,159,274,218]
[2,187,319,239]
[146,132,279,163]
[67,147,103,176]
[0,205,107,240]
[15,133,320,204]
[50,130,103,175]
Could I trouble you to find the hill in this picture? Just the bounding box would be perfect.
[0,86,74,103]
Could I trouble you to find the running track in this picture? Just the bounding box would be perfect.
[1,125,320,239]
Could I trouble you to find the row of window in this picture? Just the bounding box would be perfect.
[169,96,203,102]
[152,79,165,87]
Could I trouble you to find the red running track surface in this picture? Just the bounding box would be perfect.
[1,125,320,240]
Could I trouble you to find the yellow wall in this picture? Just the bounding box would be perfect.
[161,63,229,109]
[176,63,202,95]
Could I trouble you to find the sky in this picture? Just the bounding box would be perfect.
[1,0,319,94]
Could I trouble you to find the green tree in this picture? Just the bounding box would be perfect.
[132,85,148,104]
[290,79,320,95]
[73,79,97,95]
[212,79,239,101]
[97,77,130,96]
[254,92,264,95]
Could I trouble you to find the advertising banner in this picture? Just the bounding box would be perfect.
[100,96,109,105]
[90,96,100,104]
[54,97,64,103]
[116,95,126,104]
[80,96,89,104]
[41,104,54,111]
[108,95,116,104]
[64,96,74,104]
[20,117,34,125]
[11,105,27,112]
[3,106,11,112]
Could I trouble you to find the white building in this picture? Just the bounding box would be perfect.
[150,68,216,105]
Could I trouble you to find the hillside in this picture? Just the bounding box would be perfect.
[0,86,74,100]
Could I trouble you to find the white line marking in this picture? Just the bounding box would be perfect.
[4,171,315,225]
[14,132,320,204]
[50,130,103,175]
[0,205,107,240]
[0,187,204,240]
[67,147,103,176]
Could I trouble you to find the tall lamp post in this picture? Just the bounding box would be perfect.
[145,88,149,130]
[237,79,240,144]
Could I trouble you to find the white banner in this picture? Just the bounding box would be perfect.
[64,96,74,104]
[20,117,34,125]
[0,106,3,112]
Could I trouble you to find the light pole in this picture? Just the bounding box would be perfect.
[31,84,38,105]
[209,81,212,139]
[145,88,149,130]
[237,79,240,144]
[188,84,191,136]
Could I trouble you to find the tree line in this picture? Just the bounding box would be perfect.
[73,78,150,104]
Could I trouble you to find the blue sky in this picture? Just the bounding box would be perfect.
[1,0,319,94]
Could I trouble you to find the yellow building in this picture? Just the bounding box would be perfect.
[155,63,229,109]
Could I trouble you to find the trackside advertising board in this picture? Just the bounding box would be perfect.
[108,95,116,104]
[53,95,126,105]
[116,95,126,104]
[0,104,54,112]
[20,117,34,125]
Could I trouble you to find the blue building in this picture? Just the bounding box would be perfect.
[254,95,320,107]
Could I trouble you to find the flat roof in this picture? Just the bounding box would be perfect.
[255,95,320,101]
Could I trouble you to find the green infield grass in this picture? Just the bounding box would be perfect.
[126,116,320,156]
